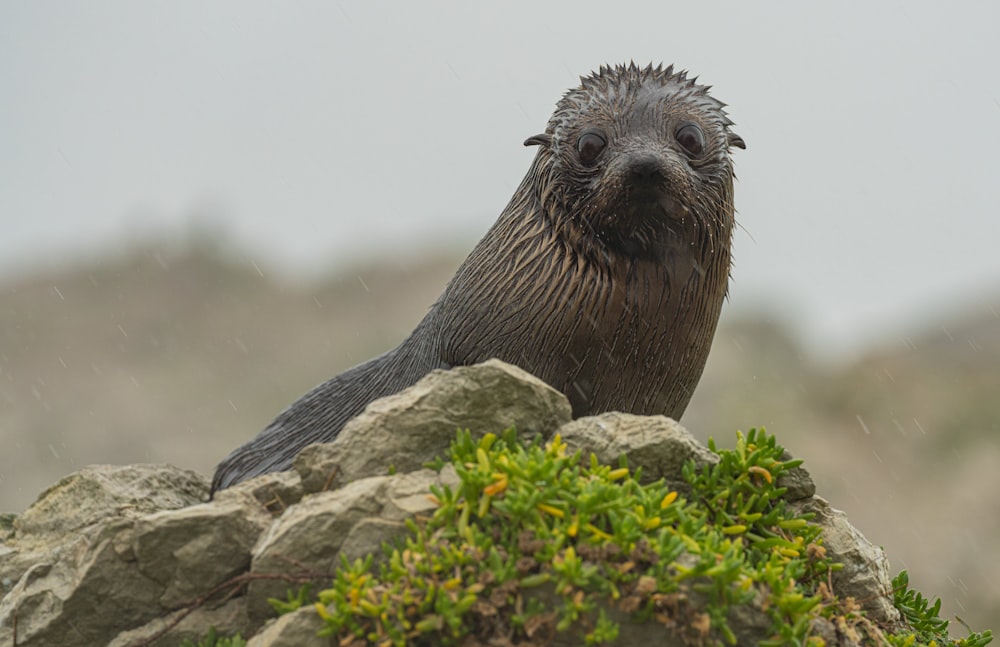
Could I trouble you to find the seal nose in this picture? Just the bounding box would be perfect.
[625,154,666,184]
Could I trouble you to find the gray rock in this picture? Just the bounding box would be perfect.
[776,449,816,501]
[0,468,268,647]
[130,492,273,608]
[107,598,248,647]
[246,468,457,623]
[247,606,331,647]
[246,477,387,624]
[214,469,304,516]
[290,445,342,495]
[0,513,15,542]
[558,413,719,487]
[294,359,572,493]
[790,496,903,628]
[14,464,208,538]
[0,532,91,622]
[0,464,209,602]
[0,519,163,646]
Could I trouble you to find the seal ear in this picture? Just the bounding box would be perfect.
[524,133,553,147]
[727,132,746,150]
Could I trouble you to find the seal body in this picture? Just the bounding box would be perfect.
[212,63,744,491]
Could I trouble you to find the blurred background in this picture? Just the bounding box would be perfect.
[1,0,997,632]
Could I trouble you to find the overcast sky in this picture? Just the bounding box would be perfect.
[2,1,998,354]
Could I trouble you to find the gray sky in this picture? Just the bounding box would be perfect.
[2,1,998,355]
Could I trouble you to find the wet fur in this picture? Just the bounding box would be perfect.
[212,63,743,492]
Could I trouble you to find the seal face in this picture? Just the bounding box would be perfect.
[211,63,744,492]
[528,64,744,264]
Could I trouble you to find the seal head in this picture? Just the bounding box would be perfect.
[524,63,745,263]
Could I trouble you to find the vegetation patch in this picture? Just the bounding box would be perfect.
[265,428,992,646]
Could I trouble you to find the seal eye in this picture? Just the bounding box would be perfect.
[577,131,607,166]
[675,123,706,158]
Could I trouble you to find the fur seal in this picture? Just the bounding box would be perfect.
[212,63,744,491]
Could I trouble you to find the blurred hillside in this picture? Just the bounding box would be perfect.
[1,235,997,631]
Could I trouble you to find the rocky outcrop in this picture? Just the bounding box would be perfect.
[558,414,720,489]
[0,359,901,646]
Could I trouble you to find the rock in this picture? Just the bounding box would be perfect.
[14,464,208,538]
[558,413,718,488]
[215,470,304,515]
[0,464,210,631]
[776,449,816,501]
[291,445,342,495]
[294,359,572,493]
[0,466,268,647]
[0,514,15,542]
[247,606,332,647]
[1,518,163,646]
[107,598,248,647]
[246,467,458,623]
[130,493,273,608]
[790,496,903,628]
